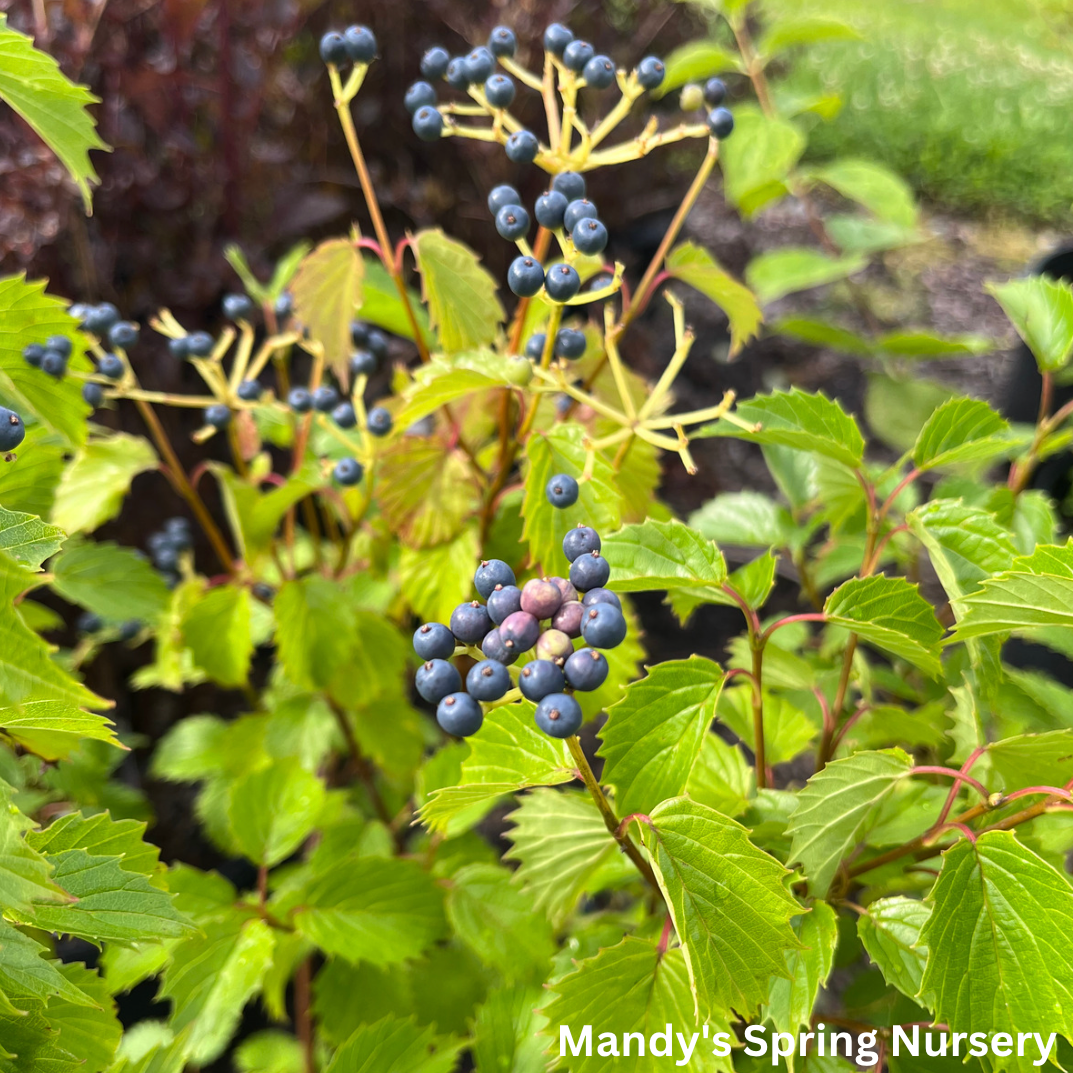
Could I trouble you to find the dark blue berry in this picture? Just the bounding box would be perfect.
[535,693,583,738]
[563,525,601,561]
[416,658,462,704]
[312,385,339,412]
[82,382,103,409]
[571,217,608,255]
[223,293,252,321]
[118,620,142,642]
[475,559,516,598]
[704,77,727,107]
[0,408,25,452]
[108,321,139,349]
[488,184,522,216]
[349,349,377,377]
[78,611,103,634]
[437,692,483,736]
[552,172,585,201]
[637,56,665,90]
[344,25,377,64]
[562,39,594,73]
[496,204,530,241]
[252,583,274,602]
[351,320,371,347]
[525,334,547,360]
[319,31,349,65]
[451,600,492,644]
[288,387,312,412]
[405,81,437,114]
[366,330,389,360]
[22,343,44,367]
[332,402,357,428]
[446,58,471,89]
[421,46,451,81]
[205,404,231,430]
[570,550,611,592]
[414,622,455,661]
[545,264,581,302]
[412,106,444,142]
[153,544,179,572]
[46,334,72,358]
[481,627,518,665]
[275,293,294,320]
[564,647,609,691]
[499,611,540,653]
[487,584,523,625]
[168,336,190,360]
[563,198,597,233]
[367,406,393,437]
[41,350,67,378]
[97,353,123,379]
[466,46,496,82]
[186,331,214,357]
[535,190,569,229]
[508,256,545,297]
[519,660,566,702]
[484,73,516,108]
[69,303,89,324]
[581,602,626,648]
[555,328,586,360]
[544,23,574,56]
[165,516,192,547]
[83,303,119,335]
[546,474,579,507]
[707,107,734,139]
[582,587,621,611]
[237,379,262,402]
[467,659,511,701]
[333,457,364,485]
[583,55,616,89]
[505,129,539,163]
[489,26,516,58]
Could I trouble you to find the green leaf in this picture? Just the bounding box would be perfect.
[875,330,991,358]
[213,466,319,565]
[598,657,726,817]
[358,259,434,347]
[716,687,816,765]
[522,424,621,575]
[395,350,519,429]
[600,518,726,595]
[414,229,504,354]
[51,434,158,534]
[951,571,1073,640]
[159,913,275,1065]
[0,19,107,211]
[764,901,837,1035]
[27,811,164,880]
[398,525,479,626]
[471,985,548,1073]
[0,427,64,519]
[720,106,805,216]
[326,1016,462,1073]
[0,508,64,569]
[987,730,1073,791]
[0,699,119,761]
[865,373,956,454]
[180,584,253,688]
[0,783,66,915]
[0,919,99,1014]
[758,16,862,57]
[505,789,629,928]
[227,760,325,867]
[685,733,754,817]
[805,159,916,228]
[824,576,943,676]
[772,316,872,355]
[290,236,363,378]
[43,962,121,1073]
[637,797,800,1019]
[235,1030,303,1073]
[786,748,914,897]
[857,896,930,1001]
[987,275,1073,373]
[912,396,1018,471]
[689,491,791,547]
[919,831,1073,1046]
[665,242,762,358]
[657,40,742,96]
[51,541,170,623]
[697,388,864,468]
[746,248,867,305]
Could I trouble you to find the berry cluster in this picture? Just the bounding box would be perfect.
[318,25,377,68]
[412,516,624,740]
[146,516,192,584]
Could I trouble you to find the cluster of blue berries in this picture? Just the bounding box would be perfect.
[77,612,140,642]
[318,24,377,68]
[412,519,624,740]
[688,77,734,140]
[146,516,192,583]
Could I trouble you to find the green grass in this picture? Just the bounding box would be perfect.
[764,0,1073,224]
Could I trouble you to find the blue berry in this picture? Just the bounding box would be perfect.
[555,328,586,360]
[546,474,579,508]
[22,343,44,367]
[344,25,377,64]
[535,190,569,229]
[570,550,611,592]
[451,600,492,644]
[168,336,190,360]
[704,77,727,107]
[552,172,586,201]
[583,55,616,89]
[519,660,566,702]
[412,106,444,141]
[437,692,483,737]
[46,334,72,358]
[466,46,496,82]
[487,584,523,625]
[481,627,518,665]
[475,559,516,598]
[563,198,597,233]
[82,382,103,409]
[97,353,123,379]
[223,293,252,321]
[83,303,119,335]
[118,619,142,642]
[521,578,563,619]
[414,622,455,661]
[467,659,511,701]
[535,693,583,738]
[186,331,214,357]
[582,587,621,611]
[525,333,547,360]
[544,23,574,56]
[581,602,627,648]
[484,73,516,108]
[41,349,67,378]
[564,647,609,691]
[365,330,389,360]
[319,31,349,65]
[562,39,595,72]
[707,107,734,139]
[237,379,262,402]
[545,263,581,302]
[488,184,521,216]
[332,402,357,428]
[505,129,539,163]
[367,406,393,437]
[421,46,451,80]
[108,321,139,349]
[69,303,89,324]
[334,457,364,485]
[637,56,665,90]
[349,349,377,377]
[496,204,529,241]
[489,26,517,58]
[78,610,103,635]
[571,217,608,255]
[351,320,371,347]
[499,610,540,653]
[205,404,231,429]
[563,524,601,561]
[312,385,339,412]
[508,256,545,297]
[153,543,179,572]
[165,517,191,547]
[288,387,312,412]
[275,293,294,320]
[416,659,462,704]
[405,81,437,114]
[446,58,470,89]
[0,408,25,452]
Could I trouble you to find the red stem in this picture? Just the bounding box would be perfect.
[761,612,826,644]
[935,746,987,827]
[911,766,990,799]
[880,468,920,518]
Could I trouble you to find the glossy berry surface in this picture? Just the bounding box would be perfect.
[521,578,563,619]
[489,26,516,57]
[707,107,735,139]
[416,659,462,704]
[563,198,597,234]
[487,584,523,625]
[545,263,581,302]
[465,47,496,82]
[484,74,515,108]
[637,56,666,90]
[405,81,437,114]
[237,379,262,402]
[546,473,579,508]
[186,331,214,357]
[562,39,595,72]
[223,293,252,321]
[288,387,312,412]
[466,659,511,702]
[525,333,547,360]
[535,628,574,664]
[367,407,393,437]
[563,524,601,561]
[319,31,349,65]
[205,404,231,429]
[582,587,622,611]
[349,349,377,377]
[549,575,579,604]
[365,330,389,360]
[564,647,609,691]
[570,550,611,592]
[333,457,364,485]
[437,692,483,736]
[168,337,190,360]
[22,343,44,367]
[552,172,586,201]
[488,184,521,216]
[414,622,456,661]
[519,660,566,702]
[535,693,583,738]
[571,217,608,255]
[412,106,444,142]
[83,303,119,335]
[41,350,67,378]
[481,628,517,665]
[534,190,568,229]
[495,204,529,241]
[499,610,540,652]
[421,46,450,80]
[312,385,339,412]
[344,25,377,63]
[508,256,545,297]
[543,23,574,56]
[551,599,584,638]
[108,321,139,349]
[446,58,470,89]
[704,77,727,107]
[505,129,539,163]
[332,402,357,428]
[82,382,103,409]
[474,559,516,598]
[78,611,103,635]
[0,408,25,452]
[450,601,492,644]
[46,335,72,358]
[275,293,294,319]
[581,602,627,648]
[97,353,124,379]
[583,55,616,89]
[555,328,587,360]
[350,320,370,347]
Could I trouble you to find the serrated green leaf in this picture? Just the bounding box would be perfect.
[689,491,791,547]
[291,236,363,378]
[357,259,434,347]
[746,248,867,305]
[824,575,943,676]
[0,921,99,1013]
[0,699,119,760]
[212,465,318,564]
[805,159,916,228]
[326,1016,463,1073]
[601,518,726,596]
[951,571,1073,640]
[398,525,479,627]
[857,896,930,1001]
[764,901,837,1035]
[51,540,170,623]
[180,583,253,688]
[471,985,548,1073]
[758,16,863,57]
[638,797,800,1019]
[44,962,121,1073]
[716,687,817,765]
[685,733,754,817]
[0,427,64,519]
[598,657,726,817]
[987,730,1073,792]
[786,749,914,897]
[27,811,163,881]
[987,276,1073,373]
[0,508,64,569]
[0,783,67,916]
[395,350,519,429]
[658,40,743,96]
[227,759,325,867]
[720,107,805,217]
[912,397,1018,471]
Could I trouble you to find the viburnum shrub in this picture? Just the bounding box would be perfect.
[2,7,1073,1073]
